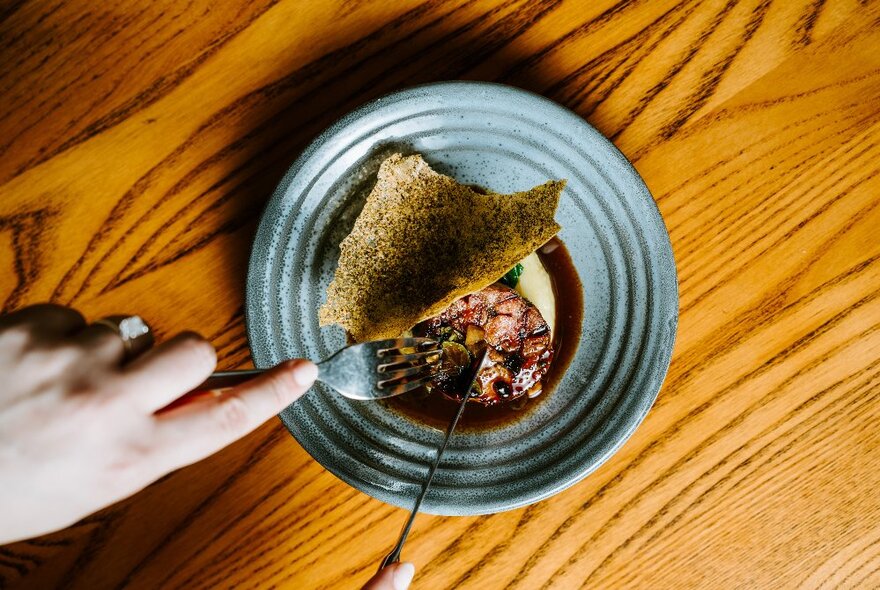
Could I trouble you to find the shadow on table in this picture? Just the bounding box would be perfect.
[190,0,568,311]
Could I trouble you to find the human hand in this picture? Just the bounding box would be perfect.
[361,562,416,590]
[0,304,318,545]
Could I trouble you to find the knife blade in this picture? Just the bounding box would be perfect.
[378,348,488,570]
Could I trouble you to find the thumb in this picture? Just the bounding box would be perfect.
[361,562,416,590]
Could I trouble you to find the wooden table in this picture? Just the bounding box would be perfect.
[2,1,879,588]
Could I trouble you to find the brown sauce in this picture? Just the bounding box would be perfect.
[382,237,583,431]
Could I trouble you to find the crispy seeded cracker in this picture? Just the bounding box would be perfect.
[319,153,563,341]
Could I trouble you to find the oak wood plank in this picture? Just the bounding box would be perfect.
[1,1,878,588]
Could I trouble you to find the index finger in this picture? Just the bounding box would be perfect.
[121,332,217,413]
[149,360,318,471]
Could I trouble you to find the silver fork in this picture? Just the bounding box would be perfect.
[174,338,442,405]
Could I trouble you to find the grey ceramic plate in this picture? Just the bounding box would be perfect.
[246,81,677,516]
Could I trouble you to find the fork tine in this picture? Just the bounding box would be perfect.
[375,338,439,356]
[379,358,441,379]
[376,372,437,396]
[377,349,443,369]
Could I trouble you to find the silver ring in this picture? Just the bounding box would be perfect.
[93,315,153,360]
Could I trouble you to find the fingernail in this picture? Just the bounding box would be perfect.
[393,562,415,590]
[291,360,318,388]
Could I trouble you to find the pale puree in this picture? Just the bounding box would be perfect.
[515,252,555,332]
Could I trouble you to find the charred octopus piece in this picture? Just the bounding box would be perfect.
[417,283,553,406]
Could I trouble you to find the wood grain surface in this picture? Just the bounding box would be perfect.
[2,0,879,588]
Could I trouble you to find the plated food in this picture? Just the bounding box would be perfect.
[320,152,580,425]
[248,81,678,515]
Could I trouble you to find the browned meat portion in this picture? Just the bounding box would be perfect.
[416,283,553,406]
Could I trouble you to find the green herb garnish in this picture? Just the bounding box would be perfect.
[436,326,464,344]
[499,263,524,288]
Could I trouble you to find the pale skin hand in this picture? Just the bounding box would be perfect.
[0,304,414,590]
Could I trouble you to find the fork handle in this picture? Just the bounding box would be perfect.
[168,356,334,412]
[201,369,266,389]
[158,369,266,413]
